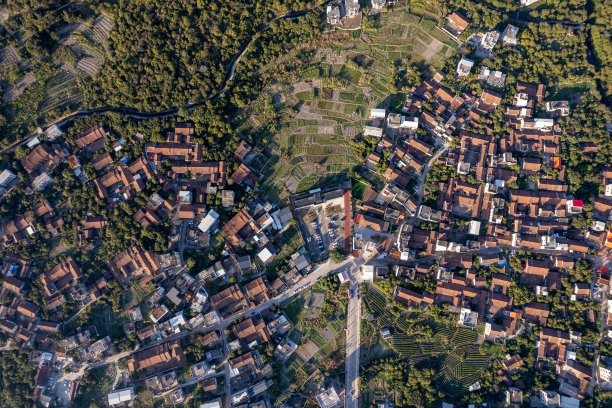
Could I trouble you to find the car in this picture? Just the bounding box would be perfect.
[350,289,353,297]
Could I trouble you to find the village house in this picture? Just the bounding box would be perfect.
[234,140,252,162]
[0,212,37,250]
[145,123,202,164]
[222,202,276,248]
[107,246,160,287]
[74,125,109,152]
[244,277,270,305]
[77,215,108,246]
[21,143,67,176]
[40,257,82,298]
[209,284,249,318]
[91,156,162,204]
[231,163,258,188]
[393,286,434,307]
[232,316,271,348]
[126,340,187,376]
[444,11,470,37]
[170,161,227,187]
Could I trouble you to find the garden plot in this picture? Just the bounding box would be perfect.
[77,57,102,76]
[91,14,114,45]
[364,8,455,67]
[0,45,21,67]
[2,72,37,104]
[40,65,85,114]
[437,344,491,397]
[320,325,338,342]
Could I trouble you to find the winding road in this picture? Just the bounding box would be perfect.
[0,1,331,155]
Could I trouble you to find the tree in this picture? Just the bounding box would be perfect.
[330,248,346,263]
[509,282,535,306]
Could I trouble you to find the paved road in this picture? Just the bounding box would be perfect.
[0,1,332,155]
[344,257,364,408]
[222,330,232,408]
[590,265,609,393]
[131,257,358,355]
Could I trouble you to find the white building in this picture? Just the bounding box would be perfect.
[344,0,360,17]
[316,387,341,408]
[32,172,53,191]
[362,265,375,282]
[178,190,192,204]
[0,169,17,187]
[258,247,274,263]
[501,24,519,46]
[400,116,419,130]
[198,209,219,233]
[521,0,540,5]
[326,6,340,25]
[200,399,222,408]
[372,0,386,9]
[26,136,40,149]
[599,365,612,384]
[271,206,293,230]
[456,58,474,77]
[468,220,481,235]
[478,31,500,55]
[191,287,209,313]
[45,124,63,141]
[533,118,555,130]
[364,126,383,138]
[108,388,134,407]
[458,308,478,327]
[370,108,386,119]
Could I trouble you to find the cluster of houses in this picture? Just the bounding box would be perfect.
[121,293,293,406]
[357,64,606,257]
[343,7,612,401]
[0,120,323,407]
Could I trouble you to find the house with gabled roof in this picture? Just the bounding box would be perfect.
[107,246,159,287]
[40,257,82,298]
[126,340,186,375]
[444,11,470,37]
[244,277,270,305]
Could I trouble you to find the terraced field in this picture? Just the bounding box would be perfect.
[262,78,373,197]
[437,344,492,397]
[255,7,454,201]
[362,286,492,398]
[40,65,85,115]
[363,8,457,68]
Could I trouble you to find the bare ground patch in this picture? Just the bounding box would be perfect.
[320,325,338,342]
[297,340,320,362]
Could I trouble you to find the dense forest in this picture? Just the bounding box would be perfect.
[0,350,36,408]
[85,0,321,110]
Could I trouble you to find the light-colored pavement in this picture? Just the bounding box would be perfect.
[129,257,357,355]
[344,257,364,408]
[590,265,609,392]
[222,330,232,408]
